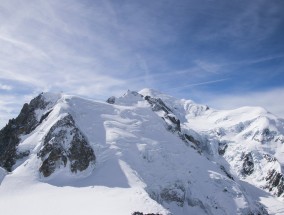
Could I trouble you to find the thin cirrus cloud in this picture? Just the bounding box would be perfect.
[0,0,283,127]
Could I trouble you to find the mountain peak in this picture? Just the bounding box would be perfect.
[139,88,164,97]
[0,89,284,215]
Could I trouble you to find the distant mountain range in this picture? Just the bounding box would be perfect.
[0,89,284,215]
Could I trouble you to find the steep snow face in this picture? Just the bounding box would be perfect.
[139,89,284,198]
[139,88,209,121]
[182,105,284,192]
[111,90,145,106]
[0,89,284,215]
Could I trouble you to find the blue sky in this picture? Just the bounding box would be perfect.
[0,0,284,127]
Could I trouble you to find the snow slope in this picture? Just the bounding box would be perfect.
[0,89,284,215]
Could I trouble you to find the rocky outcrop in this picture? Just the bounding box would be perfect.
[106,96,115,104]
[149,183,186,207]
[242,152,254,175]
[263,154,277,162]
[144,96,172,114]
[220,165,234,181]
[184,134,200,146]
[0,93,51,171]
[144,95,181,132]
[265,169,284,197]
[38,114,95,177]
[253,128,277,143]
[218,142,228,155]
[160,185,186,207]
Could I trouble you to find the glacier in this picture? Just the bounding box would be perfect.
[0,89,284,215]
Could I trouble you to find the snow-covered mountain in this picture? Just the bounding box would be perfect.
[0,89,284,215]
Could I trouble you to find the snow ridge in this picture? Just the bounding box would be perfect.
[0,89,284,215]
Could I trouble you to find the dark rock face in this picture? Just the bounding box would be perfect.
[143,95,206,153]
[244,202,269,215]
[144,95,181,132]
[275,135,284,144]
[220,165,234,181]
[145,96,171,113]
[149,183,186,207]
[0,93,50,171]
[218,142,228,155]
[265,169,284,197]
[184,134,200,146]
[160,186,185,206]
[253,128,277,143]
[167,115,181,132]
[132,212,162,215]
[263,154,277,162]
[38,114,95,177]
[106,96,115,104]
[242,152,254,175]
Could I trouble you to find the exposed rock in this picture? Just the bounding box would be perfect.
[184,134,200,146]
[167,114,181,132]
[242,152,254,175]
[220,165,234,181]
[253,128,277,143]
[265,169,284,197]
[39,109,53,124]
[160,186,185,206]
[38,114,95,177]
[250,202,269,215]
[241,202,269,215]
[39,146,67,177]
[0,93,50,171]
[144,95,181,132]
[132,212,163,215]
[144,96,172,114]
[106,96,116,104]
[263,154,277,162]
[150,183,186,207]
[218,142,228,155]
[275,135,284,144]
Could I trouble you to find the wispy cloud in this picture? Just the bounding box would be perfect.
[171,78,229,91]
[0,0,282,127]
[228,55,284,66]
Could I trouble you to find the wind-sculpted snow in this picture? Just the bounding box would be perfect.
[0,89,283,215]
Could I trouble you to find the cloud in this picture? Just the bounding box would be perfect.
[0,0,282,127]
[0,1,130,96]
[171,78,229,91]
[0,0,177,97]
[0,84,12,91]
